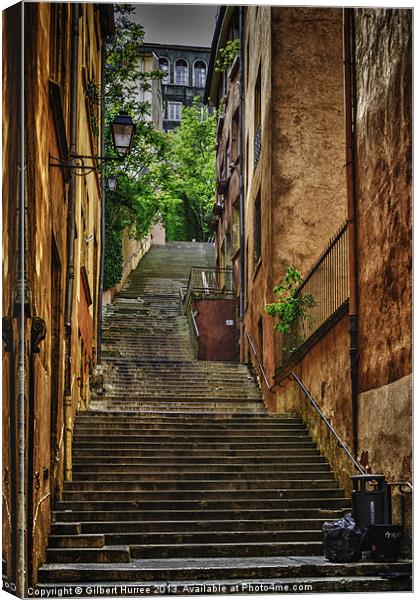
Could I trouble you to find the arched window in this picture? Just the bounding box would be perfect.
[159,57,169,83]
[193,60,207,88]
[175,59,188,85]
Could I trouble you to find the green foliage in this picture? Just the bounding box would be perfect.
[265,267,316,334]
[103,221,123,290]
[146,99,217,242]
[215,39,240,73]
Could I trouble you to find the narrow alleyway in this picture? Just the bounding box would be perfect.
[37,243,410,593]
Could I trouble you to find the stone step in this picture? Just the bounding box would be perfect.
[78,518,334,534]
[64,479,339,492]
[72,434,313,444]
[74,424,307,433]
[70,463,331,474]
[56,498,350,512]
[72,442,318,452]
[103,530,323,546]
[71,470,334,482]
[128,541,324,560]
[51,522,82,535]
[71,455,324,466]
[75,413,300,423]
[88,405,266,415]
[62,488,345,501]
[46,546,130,564]
[34,575,411,594]
[54,508,346,523]
[37,557,412,584]
[48,534,105,549]
[72,448,322,459]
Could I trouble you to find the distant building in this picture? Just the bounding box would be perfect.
[137,48,164,131]
[142,43,211,131]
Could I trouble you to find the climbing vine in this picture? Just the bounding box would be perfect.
[215,39,240,73]
[264,266,316,335]
[103,221,123,290]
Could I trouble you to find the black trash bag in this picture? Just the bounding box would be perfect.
[322,513,366,562]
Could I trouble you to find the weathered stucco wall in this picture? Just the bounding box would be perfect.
[355,9,412,393]
[244,8,347,409]
[358,374,412,555]
[270,8,346,285]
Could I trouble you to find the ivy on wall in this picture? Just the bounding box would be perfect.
[103,222,123,290]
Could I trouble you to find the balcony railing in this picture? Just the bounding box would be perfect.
[183,267,234,311]
[282,223,349,360]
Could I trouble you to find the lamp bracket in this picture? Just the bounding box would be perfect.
[49,153,124,176]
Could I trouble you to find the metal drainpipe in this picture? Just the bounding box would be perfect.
[343,8,360,459]
[97,40,106,365]
[63,4,80,481]
[238,6,245,351]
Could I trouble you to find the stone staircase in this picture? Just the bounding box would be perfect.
[37,242,412,593]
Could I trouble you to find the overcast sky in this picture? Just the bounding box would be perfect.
[133,4,218,47]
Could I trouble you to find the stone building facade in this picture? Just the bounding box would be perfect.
[206,6,412,543]
[142,43,211,131]
[2,3,113,592]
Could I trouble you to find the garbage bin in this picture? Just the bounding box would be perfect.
[369,524,403,562]
[351,475,392,529]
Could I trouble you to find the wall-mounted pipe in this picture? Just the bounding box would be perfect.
[343,8,360,459]
[238,6,246,344]
[63,4,80,481]
[97,39,106,365]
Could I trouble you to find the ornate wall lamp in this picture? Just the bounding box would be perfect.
[49,111,136,175]
[107,175,117,191]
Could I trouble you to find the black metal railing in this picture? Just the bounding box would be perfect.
[283,223,349,357]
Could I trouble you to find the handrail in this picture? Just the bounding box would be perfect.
[178,285,184,313]
[289,370,365,475]
[191,310,199,338]
[245,330,272,391]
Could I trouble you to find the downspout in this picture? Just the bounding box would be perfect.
[238,6,245,354]
[97,39,106,364]
[343,8,360,459]
[63,4,80,481]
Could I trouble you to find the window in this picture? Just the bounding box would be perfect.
[253,192,261,266]
[175,59,188,85]
[167,102,182,121]
[231,109,239,163]
[159,57,170,83]
[193,60,207,87]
